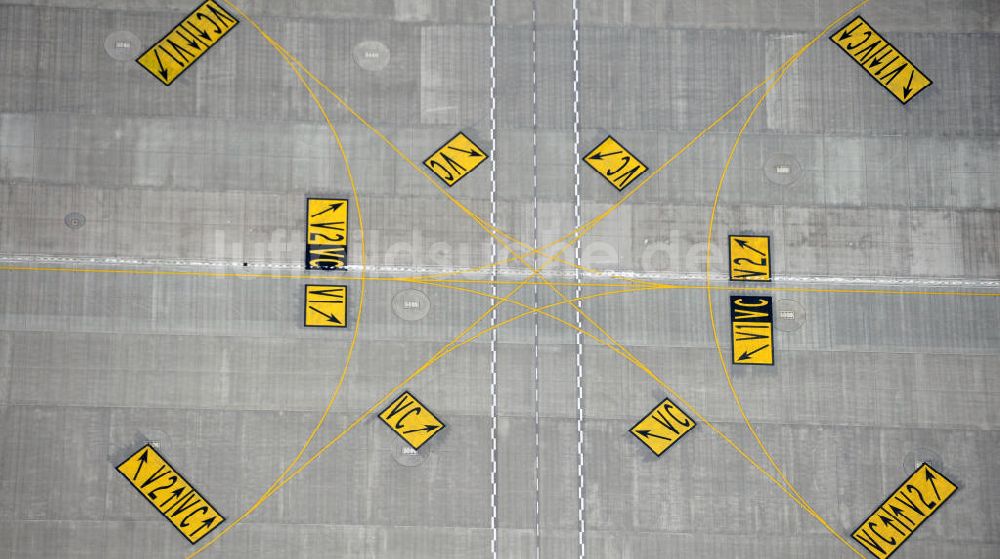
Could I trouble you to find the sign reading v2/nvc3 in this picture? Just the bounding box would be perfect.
[136,0,239,86]
[306,198,348,270]
[830,15,931,104]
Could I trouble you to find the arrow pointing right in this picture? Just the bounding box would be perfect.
[308,306,343,325]
[447,145,484,158]
[403,424,440,434]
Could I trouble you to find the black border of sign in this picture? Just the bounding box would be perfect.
[422,131,490,187]
[303,284,348,328]
[377,390,447,450]
[828,15,933,106]
[728,234,772,282]
[134,0,240,86]
[628,396,696,457]
[582,135,649,192]
[115,443,226,545]
[849,462,958,559]
[305,197,349,271]
[729,295,775,366]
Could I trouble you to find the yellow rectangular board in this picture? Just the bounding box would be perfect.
[136,0,238,86]
[304,285,347,328]
[830,15,932,104]
[731,296,774,365]
[852,463,957,559]
[115,444,224,544]
[629,396,695,456]
[378,391,445,450]
[583,135,648,191]
[729,235,771,281]
[423,132,488,186]
[306,198,348,270]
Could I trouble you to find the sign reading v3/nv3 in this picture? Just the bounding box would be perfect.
[378,391,445,450]
[729,235,771,281]
[583,136,648,191]
[136,0,239,86]
[306,198,348,270]
[730,296,774,365]
[423,132,488,187]
[830,15,931,104]
[852,463,957,559]
[629,396,695,456]
[116,444,224,544]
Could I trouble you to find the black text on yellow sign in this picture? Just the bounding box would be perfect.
[730,296,774,365]
[629,396,695,456]
[423,132,488,187]
[729,235,771,281]
[115,444,224,544]
[830,15,932,104]
[136,0,239,86]
[304,285,347,328]
[583,136,648,191]
[852,463,957,559]
[378,391,445,450]
[305,198,348,271]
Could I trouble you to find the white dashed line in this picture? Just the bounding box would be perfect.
[488,0,500,556]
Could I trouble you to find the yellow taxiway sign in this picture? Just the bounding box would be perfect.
[629,396,695,456]
[378,391,445,450]
[306,198,348,270]
[729,235,771,281]
[423,132,488,187]
[583,136,648,191]
[731,296,774,365]
[136,0,238,86]
[830,15,931,104]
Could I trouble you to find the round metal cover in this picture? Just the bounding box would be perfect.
[353,41,390,72]
[64,212,86,229]
[903,448,944,474]
[104,31,141,61]
[391,444,427,467]
[774,299,806,332]
[763,153,803,186]
[392,289,430,321]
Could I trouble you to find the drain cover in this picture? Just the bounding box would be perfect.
[392,444,427,467]
[104,31,141,61]
[391,289,430,321]
[763,153,803,186]
[774,299,806,332]
[353,41,391,72]
[65,212,86,229]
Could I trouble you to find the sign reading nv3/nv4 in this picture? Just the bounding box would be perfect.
[378,391,445,450]
[583,136,648,191]
[304,285,347,328]
[852,463,957,559]
[306,198,348,270]
[629,396,695,456]
[116,444,224,544]
[729,235,771,281]
[730,296,774,365]
[136,0,238,86]
[830,16,931,104]
[423,132,488,186]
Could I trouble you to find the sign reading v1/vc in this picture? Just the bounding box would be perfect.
[378,391,445,450]
[731,296,774,365]
[629,396,695,456]
[304,285,347,328]
[830,16,931,104]
[729,235,771,281]
[136,0,238,86]
[584,136,648,191]
[852,463,957,558]
[116,444,224,544]
[423,132,488,187]
[306,198,348,270]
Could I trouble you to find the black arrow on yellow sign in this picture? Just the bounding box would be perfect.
[634,429,672,441]
[447,145,484,158]
[738,344,770,361]
[403,424,441,434]
[311,201,345,218]
[308,305,343,326]
[586,150,622,161]
[733,238,767,257]
[131,448,149,480]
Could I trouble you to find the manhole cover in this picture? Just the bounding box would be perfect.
[763,153,803,186]
[774,299,806,332]
[104,31,141,61]
[391,444,427,467]
[391,289,430,321]
[353,40,390,72]
[902,448,944,474]
[64,212,86,229]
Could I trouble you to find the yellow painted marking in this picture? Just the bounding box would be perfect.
[378,392,445,450]
[136,0,238,86]
[729,235,771,281]
[304,285,347,327]
[852,463,957,559]
[629,397,695,456]
[583,136,648,191]
[116,444,224,544]
[306,198,348,270]
[830,16,931,104]
[422,132,488,186]
[730,296,773,365]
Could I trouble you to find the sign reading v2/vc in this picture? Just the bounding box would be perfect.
[729,235,771,281]
[830,16,931,104]
[116,444,224,544]
[306,198,348,270]
[629,396,695,456]
[378,391,445,450]
[852,463,957,558]
[584,136,648,191]
[136,0,238,86]
[423,132,488,187]
[304,285,347,328]
[730,296,774,365]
